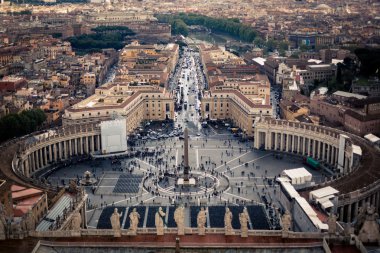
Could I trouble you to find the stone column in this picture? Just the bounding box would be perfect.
[254,130,259,149]
[264,132,270,150]
[84,137,89,154]
[316,141,320,159]
[74,138,78,155]
[339,206,344,222]
[44,147,48,165]
[63,140,67,159]
[49,145,52,163]
[280,133,284,151]
[69,139,73,157]
[269,131,272,149]
[312,140,316,158]
[39,149,43,168]
[347,203,352,223]
[29,155,33,174]
[297,136,301,154]
[52,143,56,162]
[331,146,335,165]
[354,201,359,221]
[303,138,307,155]
[275,133,278,150]
[80,137,83,155]
[24,158,30,177]
[91,135,95,152]
[31,151,36,171]
[59,142,63,160]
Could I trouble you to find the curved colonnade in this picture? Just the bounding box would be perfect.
[3,118,380,224]
[14,124,101,180]
[254,117,380,223]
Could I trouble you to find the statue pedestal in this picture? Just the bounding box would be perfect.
[113,230,121,237]
[177,228,184,235]
[128,230,137,236]
[241,229,248,238]
[177,178,196,186]
[225,228,234,236]
[198,227,205,235]
[157,228,164,236]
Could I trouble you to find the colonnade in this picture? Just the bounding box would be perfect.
[337,189,380,223]
[18,126,101,177]
[254,119,342,169]
[253,118,380,223]
[264,132,340,166]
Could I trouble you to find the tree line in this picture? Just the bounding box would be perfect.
[0,109,46,142]
[66,26,135,53]
[155,13,257,42]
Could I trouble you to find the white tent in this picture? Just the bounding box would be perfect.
[309,186,339,202]
[282,167,312,185]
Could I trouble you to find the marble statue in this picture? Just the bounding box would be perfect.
[129,208,140,235]
[174,206,185,235]
[327,213,338,234]
[358,203,380,243]
[224,207,234,235]
[155,207,166,235]
[110,208,123,237]
[71,212,82,231]
[282,210,292,232]
[197,207,207,235]
[239,207,249,237]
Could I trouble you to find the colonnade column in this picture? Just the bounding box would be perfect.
[74,138,78,155]
[24,158,30,177]
[303,138,306,155]
[347,203,352,222]
[96,135,100,151]
[91,135,95,152]
[297,136,301,154]
[275,133,278,150]
[44,147,48,166]
[316,141,320,159]
[31,151,36,172]
[38,149,43,168]
[80,137,83,155]
[49,145,52,163]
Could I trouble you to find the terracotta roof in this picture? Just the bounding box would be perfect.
[11,185,27,192]
[12,188,43,201]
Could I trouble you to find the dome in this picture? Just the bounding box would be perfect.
[315,4,331,10]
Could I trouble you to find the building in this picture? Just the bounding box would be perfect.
[116,41,179,87]
[0,76,27,92]
[63,83,175,134]
[201,75,272,136]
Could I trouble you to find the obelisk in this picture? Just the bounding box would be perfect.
[183,128,189,182]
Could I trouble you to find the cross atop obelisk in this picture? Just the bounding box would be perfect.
[183,128,189,181]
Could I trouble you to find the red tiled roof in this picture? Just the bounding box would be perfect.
[11,185,26,192]
[13,205,30,217]
[12,188,43,201]
[16,195,43,206]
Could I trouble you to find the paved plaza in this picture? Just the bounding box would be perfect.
[46,132,325,228]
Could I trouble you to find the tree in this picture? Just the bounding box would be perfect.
[0,109,46,142]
